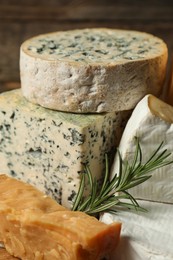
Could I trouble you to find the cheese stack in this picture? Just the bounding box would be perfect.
[0,28,168,208]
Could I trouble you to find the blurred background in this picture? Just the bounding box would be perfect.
[0,0,173,93]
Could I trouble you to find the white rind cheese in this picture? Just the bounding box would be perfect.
[0,89,130,208]
[111,94,173,203]
[20,28,168,113]
[100,201,173,260]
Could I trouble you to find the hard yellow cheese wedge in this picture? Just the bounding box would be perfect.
[0,175,121,260]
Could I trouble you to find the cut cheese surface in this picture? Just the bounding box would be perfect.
[0,175,121,260]
[148,95,173,123]
[21,28,166,63]
[111,94,173,203]
[0,89,130,208]
[20,28,168,113]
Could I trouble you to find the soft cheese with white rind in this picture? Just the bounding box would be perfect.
[111,94,173,203]
[20,28,168,113]
[0,89,130,208]
[100,201,173,260]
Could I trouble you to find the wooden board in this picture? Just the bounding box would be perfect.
[0,248,18,259]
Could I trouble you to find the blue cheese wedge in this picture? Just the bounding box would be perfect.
[111,94,173,203]
[20,28,168,113]
[0,89,130,208]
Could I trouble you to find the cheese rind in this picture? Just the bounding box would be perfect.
[0,175,121,260]
[20,28,168,113]
[100,200,173,259]
[0,89,130,208]
[111,94,173,203]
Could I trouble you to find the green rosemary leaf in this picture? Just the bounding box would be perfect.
[114,201,147,212]
[90,177,98,206]
[122,190,140,208]
[118,160,129,187]
[100,154,109,195]
[90,194,115,208]
[85,165,93,190]
[145,141,164,165]
[116,149,123,188]
[85,200,120,215]
[120,175,152,190]
[72,137,173,217]
[72,171,85,211]
[130,136,142,173]
[77,196,91,211]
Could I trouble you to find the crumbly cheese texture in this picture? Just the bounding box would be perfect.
[0,175,121,260]
[0,89,130,208]
[111,94,173,203]
[20,28,168,113]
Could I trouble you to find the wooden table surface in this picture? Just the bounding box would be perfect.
[0,0,173,258]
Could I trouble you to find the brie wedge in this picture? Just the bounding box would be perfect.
[111,94,173,203]
[100,201,173,260]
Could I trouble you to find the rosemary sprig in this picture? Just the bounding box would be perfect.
[72,137,173,217]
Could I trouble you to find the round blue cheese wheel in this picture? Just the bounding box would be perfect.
[20,28,168,113]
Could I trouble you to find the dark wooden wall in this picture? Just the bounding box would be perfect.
[0,0,173,93]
